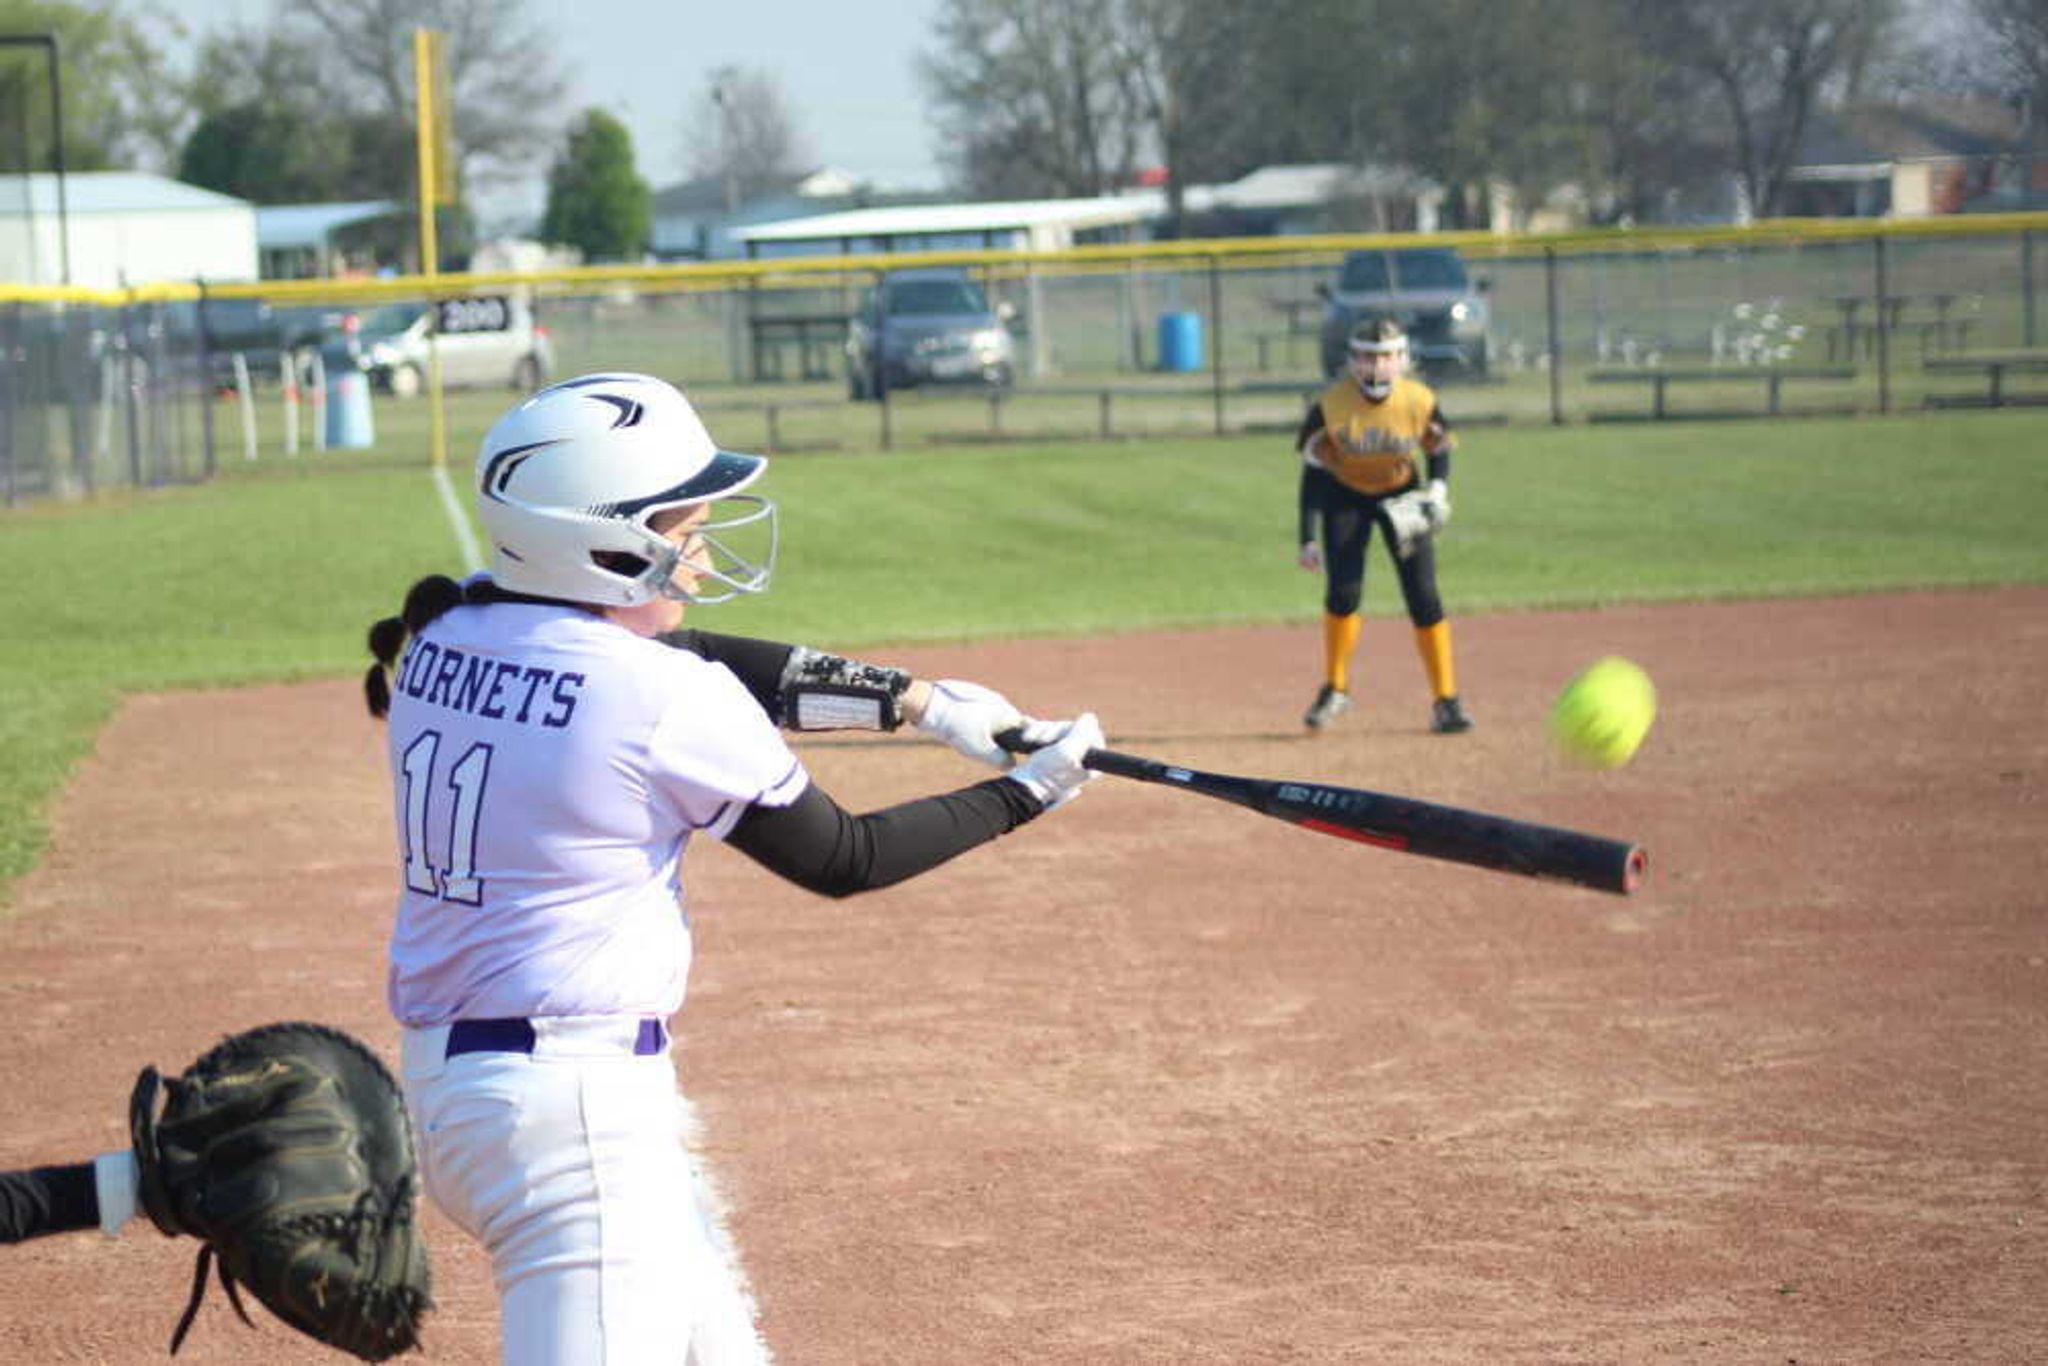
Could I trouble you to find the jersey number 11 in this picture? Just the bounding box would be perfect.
[399,730,495,904]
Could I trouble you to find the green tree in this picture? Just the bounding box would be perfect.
[176,26,415,203]
[540,109,651,262]
[0,0,184,171]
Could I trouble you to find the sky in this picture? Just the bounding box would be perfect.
[164,0,948,225]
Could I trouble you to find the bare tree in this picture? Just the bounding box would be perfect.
[1624,0,1902,217]
[920,0,1146,198]
[1110,0,1257,231]
[284,0,568,198]
[682,66,806,207]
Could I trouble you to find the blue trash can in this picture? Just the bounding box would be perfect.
[1157,311,1205,372]
[325,367,376,450]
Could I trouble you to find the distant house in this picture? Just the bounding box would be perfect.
[1784,101,2028,217]
[0,171,257,289]
[652,166,924,260]
[734,163,1451,258]
[1179,163,1447,235]
[736,193,1161,257]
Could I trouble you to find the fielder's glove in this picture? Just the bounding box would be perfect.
[1421,478,1452,533]
[130,1022,433,1360]
[1377,489,1434,560]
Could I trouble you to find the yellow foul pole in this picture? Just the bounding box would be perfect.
[413,28,448,468]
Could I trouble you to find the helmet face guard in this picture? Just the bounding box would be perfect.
[654,493,778,605]
[1347,318,1409,399]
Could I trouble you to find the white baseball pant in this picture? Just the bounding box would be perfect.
[402,1018,768,1365]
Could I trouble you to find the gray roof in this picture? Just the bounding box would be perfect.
[737,163,1425,245]
[0,171,252,215]
[255,200,402,249]
[1795,102,2022,169]
[738,193,1162,243]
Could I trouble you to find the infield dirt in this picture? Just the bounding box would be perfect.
[2,589,2042,1363]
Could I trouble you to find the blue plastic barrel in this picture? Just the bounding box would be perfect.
[325,369,376,449]
[1157,311,1205,372]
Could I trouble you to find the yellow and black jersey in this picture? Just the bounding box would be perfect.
[1298,375,1455,498]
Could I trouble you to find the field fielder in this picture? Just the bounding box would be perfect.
[1294,315,1472,735]
[363,372,1104,1364]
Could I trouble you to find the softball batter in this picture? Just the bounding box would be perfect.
[364,372,1102,1364]
[1295,316,1472,734]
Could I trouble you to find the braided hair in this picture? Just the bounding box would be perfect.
[363,575,474,718]
[363,575,608,717]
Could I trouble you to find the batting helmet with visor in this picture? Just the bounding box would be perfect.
[1347,316,1409,399]
[474,372,778,608]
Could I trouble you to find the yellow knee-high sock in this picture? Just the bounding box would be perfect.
[1414,621,1458,700]
[1324,613,1362,691]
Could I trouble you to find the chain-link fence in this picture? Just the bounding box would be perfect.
[5,217,2045,505]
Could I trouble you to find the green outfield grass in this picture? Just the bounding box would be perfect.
[4,407,2046,898]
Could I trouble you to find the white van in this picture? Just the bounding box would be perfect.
[351,295,553,397]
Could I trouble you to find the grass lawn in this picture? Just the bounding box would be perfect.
[3,406,2045,898]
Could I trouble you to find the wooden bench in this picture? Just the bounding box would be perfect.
[921,381,1319,440]
[1921,352,2048,408]
[1586,366,1859,419]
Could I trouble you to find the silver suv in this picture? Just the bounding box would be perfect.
[1317,248,1490,379]
[352,294,553,398]
[846,268,1017,401]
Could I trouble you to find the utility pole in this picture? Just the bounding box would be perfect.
[712,67,740,214]
[1,34,69,284]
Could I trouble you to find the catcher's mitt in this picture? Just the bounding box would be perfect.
[129,1022,433,1360]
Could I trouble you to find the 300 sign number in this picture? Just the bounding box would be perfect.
[436,296,510,335]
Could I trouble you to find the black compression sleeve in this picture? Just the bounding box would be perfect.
[0,1163,98,1243]
[726,776,1042,898]
[1300,463,1337,545]
[658,630,795,713]
[1293,399,1326,451]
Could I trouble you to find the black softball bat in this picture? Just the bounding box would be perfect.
[997,731,1646,895]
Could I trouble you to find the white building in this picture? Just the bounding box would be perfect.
[0,171,258,289]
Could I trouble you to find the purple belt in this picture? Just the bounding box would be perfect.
[444,1017,668,1058]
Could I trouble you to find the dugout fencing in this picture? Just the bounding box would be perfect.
[4,214,2047,506]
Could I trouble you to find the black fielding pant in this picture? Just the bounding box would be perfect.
[1314,489,1445,626]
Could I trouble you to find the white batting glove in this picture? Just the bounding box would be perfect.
[914,679,1024,769]
[1422,478,1452,533]
[1004,713,1104,810]
[1298,540,1324,572]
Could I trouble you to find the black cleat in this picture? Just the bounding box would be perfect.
[1304,684,1352,731]
[1431,696,1473,734]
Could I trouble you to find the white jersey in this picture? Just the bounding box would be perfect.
[384,596,807,1026]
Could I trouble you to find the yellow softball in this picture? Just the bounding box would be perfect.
[1549,656,1657,770]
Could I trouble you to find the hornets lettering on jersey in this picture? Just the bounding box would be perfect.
[396,639,583,728]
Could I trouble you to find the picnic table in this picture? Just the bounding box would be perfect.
[1822,293,1972,361]
[748,312,850,382]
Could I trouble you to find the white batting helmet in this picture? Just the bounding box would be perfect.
[474,372,777,607]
